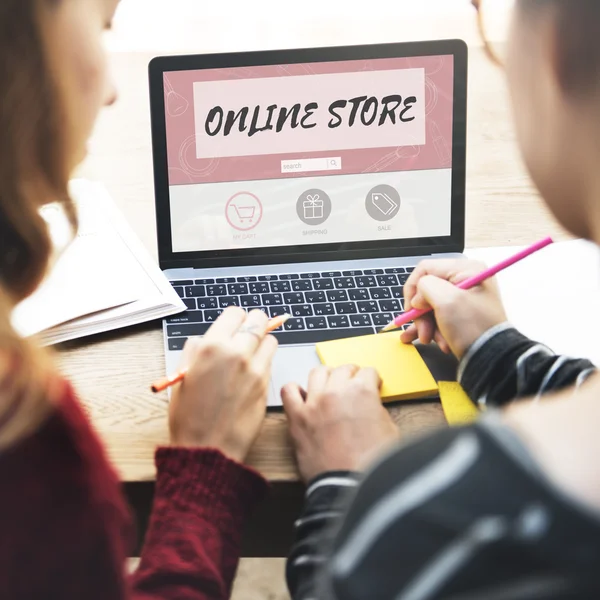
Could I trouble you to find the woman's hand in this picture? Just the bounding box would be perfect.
[400,259,508,359]
[169,307,278,463]
[282,365,398,483]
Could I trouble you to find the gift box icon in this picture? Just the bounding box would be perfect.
[303,194,324,220]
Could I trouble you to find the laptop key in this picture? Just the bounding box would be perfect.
[306,317,327,329]
[284,318,306,331]
[406,267,415,273]
[250,282,269,294]
[327,315,350,328]
[172,280,194,286]
[195,278,215,285]
[327,290,348,302]
[204,309,223,322]
[292,305,313,317]
[321,271,342,278]
[168,338,188,351]
[236,276,257,282]
[167,323,211,337]
[385,268,406,274]
[263,294,284,306]
[166,311,205,324]
[173,287,184,298]
[185,285,206,298]
[349,289,369,301]
[197,297,218,310]
[398,274,411,284]
[216,277,236,283]
[183,298,196,311]
[206,284,226,296]
[334,277,355,289]
[241,295,261,307]
[372,313,394,327]
[357,301,378,313]
[335,302,358,315]
[228,283,248,295]
[279,274,300,280]
[305,290,326,303]
[379,299,402,313]
[271,281,292,293]
[300,273,321,279]
[390,287,404,299]
[292,280,312,292]
[219,296,240,308]
[313,278,334,290]
[370,288,391,300]
[268,305,290,318]
[351,314,372,327]
[258,275,279,281]
[283,292,304,305]
[342,270,363,276]
[314,303,335,316]
[364,269,384,275]
[356,276,377,288]
[377,275,398,287]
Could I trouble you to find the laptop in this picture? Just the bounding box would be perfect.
[149,40,468,407]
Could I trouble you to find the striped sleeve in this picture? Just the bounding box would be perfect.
[458,323,596,408]
[287,472,361,599]
[287,425,600,600]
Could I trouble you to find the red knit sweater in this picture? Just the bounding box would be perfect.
[0,380,268,599]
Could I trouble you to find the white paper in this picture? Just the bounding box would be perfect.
[467,239,600,366]
[12,180,185,343]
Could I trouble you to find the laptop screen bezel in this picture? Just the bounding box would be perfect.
[149,40,468,271]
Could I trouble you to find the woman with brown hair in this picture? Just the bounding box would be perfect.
[0,0,279,598]
[284,1,600,598]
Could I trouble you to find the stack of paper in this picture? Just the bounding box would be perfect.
[11,180,185,345]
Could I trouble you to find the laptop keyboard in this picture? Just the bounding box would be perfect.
[165,267,415,350]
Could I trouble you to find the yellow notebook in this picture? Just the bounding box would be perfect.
[438,381,480,426]
[315,333,438,403]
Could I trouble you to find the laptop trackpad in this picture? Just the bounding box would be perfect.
[269,345,321,407]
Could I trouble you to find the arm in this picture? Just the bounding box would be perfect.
[287,472,360,600]
[130,448,267,600]
[288,423,596,600]
[400,258,596,406]
[130,307,277,598]
[458,323,596,407]
[0,380,267,600]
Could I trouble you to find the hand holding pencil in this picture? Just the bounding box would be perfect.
[163,307,282,462]
[152,312,289,393]
[398,238,553,358]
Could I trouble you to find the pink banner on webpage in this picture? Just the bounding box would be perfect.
[164,55,454,186]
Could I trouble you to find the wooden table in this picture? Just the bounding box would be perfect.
[58,46,568,556]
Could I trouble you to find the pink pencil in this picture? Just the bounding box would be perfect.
[379,237,554,333]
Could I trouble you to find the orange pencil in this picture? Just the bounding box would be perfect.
[151,313,290,393]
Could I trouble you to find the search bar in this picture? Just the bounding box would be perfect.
[281,157,342,174]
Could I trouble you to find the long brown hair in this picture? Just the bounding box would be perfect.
[0,0,77,449]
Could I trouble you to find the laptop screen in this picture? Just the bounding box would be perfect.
[163,54,455,255]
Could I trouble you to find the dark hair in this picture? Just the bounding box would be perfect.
[521,0,600,95]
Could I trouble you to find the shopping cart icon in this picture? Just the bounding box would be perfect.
[225,192,263,231]
[232,204,256,223]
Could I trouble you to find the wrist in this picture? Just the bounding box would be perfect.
[169,431,247,463]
